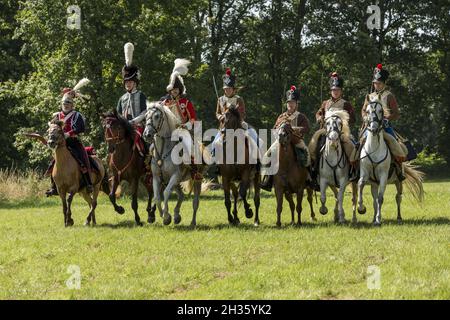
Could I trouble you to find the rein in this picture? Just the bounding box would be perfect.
[320,116,346,187]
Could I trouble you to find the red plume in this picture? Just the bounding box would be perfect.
[290,85,296,91]
[331,72,338,77]
[377,64,383,70]
[226,68,231,76]
[61,87,73,95]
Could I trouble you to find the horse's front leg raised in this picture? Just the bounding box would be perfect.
[131,178,143,226]
[109,175,125,215]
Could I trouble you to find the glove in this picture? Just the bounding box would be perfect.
[241,121,249,130]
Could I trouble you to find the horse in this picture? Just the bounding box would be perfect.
[314,110,358,224]
[215,105,260,226]
[47,120,106,227]
[273,121,311,227]
[101,111,155,226]
[143,102,210,227]
[358,97,424,226]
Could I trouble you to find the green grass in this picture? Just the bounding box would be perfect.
[0,180,449,300]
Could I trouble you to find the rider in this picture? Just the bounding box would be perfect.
[116,42,148,156]
[160,59,201,178]
[260,85,311,191]
[309,72,357,188]
[45,79,93,196]
[361,64,406,180]
[212,68,260,161]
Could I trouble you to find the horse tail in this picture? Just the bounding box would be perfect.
[180,179,213,194]
[403,162,425,203]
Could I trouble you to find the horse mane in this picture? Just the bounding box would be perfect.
[325,110,350,138]
[368,95,391,118]
[103,110,135,140]
[146,101,180,130]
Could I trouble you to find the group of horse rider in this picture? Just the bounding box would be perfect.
[45,41,409,196]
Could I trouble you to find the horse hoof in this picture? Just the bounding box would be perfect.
[245,208,253,219]
[147,216,155,224]
[136,221,143,227]
[190,222,196,229]
[358,207,367,215]
[352,218,358,224]
[116,206,125,215]
[339,219,347,225]
[163,215,172,226]
[311,216,317,222]
[174,215,182,225]
[276,222,282,228]
[254,221,260,227]
[373,221,381,227]
[296,222,302,227]
[233,218,240,226]
[397,219,403,225]
[66,219,74,227]
[84,220,90,226]
[320,207,328,215]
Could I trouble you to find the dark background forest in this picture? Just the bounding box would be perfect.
[0,0,449,172]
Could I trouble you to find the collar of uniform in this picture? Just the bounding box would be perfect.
[330,97,342,103]
[127,88,138,94]
[375,88,386,95]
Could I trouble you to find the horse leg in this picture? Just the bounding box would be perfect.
[357,175,367,215]
[307,187,317,222]
[152,174,164,219]
[330,186,340,223]
[370,183,379,225]
[66,192,75,227]
[319,178,328,215]
[296,187,305,226]
[223,178,234,225]
[336,184,346,224]
[173,184,185,225]
[240,179,253,219]
[162,174,180,226]
[81,191,93,226]
[395,180,403,224]
[230,183,240,225]
[60,191,68,227]
[374,175,388,226]
[275,186,283,227]
[109,175,125,214]
[253,175,261,227]
[285,193,295,225]
[191,180,201,227]
[142,180,156,224]
[131,179,143,226]
[351,182,358,224]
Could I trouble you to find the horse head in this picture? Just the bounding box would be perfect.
[143,102,166,142]
[47,120,66,149]
[101,110,134,153]
[365,97,385,134]
[277,121,293,147]
[324,110,349,148]
[222,104,242,130]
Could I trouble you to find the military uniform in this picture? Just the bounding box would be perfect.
[46,80,93,196]
[117,42,148,155]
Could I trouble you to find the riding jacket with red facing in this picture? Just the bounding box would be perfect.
[161,94,197,125]
[52,110,86,137]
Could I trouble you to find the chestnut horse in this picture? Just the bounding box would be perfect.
[47,121,106,227]
[215,105,260,226]
[273,121,310,227]
[101,111,155,226]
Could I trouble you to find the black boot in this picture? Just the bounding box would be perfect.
[260,175,273,192]
[83,172,94,193]
[45,177,58,197]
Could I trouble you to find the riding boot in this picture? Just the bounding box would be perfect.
[83,172,94,193]
[45,177,58,197]
[395,162,406,181]
[260,174,273,192]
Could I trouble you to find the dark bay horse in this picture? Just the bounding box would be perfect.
[216,105,260,226]
[273,121,310,227]
[102,111,155,226]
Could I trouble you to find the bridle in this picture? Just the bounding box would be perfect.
[321,116,347,187]
[146,105,176,167]
[103,117,126,145]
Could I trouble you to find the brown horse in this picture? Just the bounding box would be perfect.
[101,111,155,226]
[47,121,106,227]
[216,105,260,226]
[273,121,310,227]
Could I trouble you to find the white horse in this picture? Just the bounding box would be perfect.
[143,102,210,227]
[358,97,424,226]
[317,110,357,224]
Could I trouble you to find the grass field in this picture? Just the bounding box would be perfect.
[0,180,449,300]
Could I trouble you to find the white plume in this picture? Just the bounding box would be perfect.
[73,78,90,92]
[124,42,134,67]
[167,59,191,94]
[172,58,191,76]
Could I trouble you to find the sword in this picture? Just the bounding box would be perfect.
[212,74,219,100]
